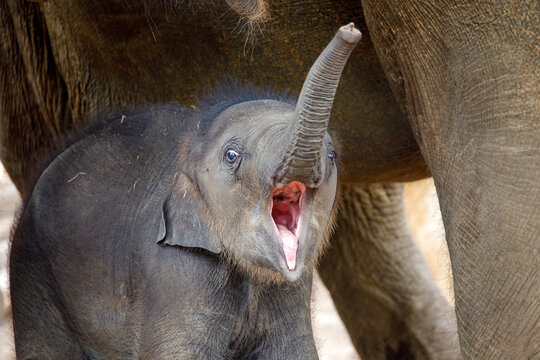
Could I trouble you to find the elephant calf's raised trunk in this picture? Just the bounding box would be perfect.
[275,23,361,188]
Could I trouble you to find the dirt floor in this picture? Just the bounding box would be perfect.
[0,165,17,360]
[0,164,451,359]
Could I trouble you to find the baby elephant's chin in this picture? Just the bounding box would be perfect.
[223,229,313,285]
[244,229,318,284]
[279,261,308,282]
[241,256,312,285]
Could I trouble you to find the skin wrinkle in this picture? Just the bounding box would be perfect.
[319,183,459,359]
[274,25,360,188]
[362,0,539,358]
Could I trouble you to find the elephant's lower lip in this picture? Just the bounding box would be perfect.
[270,181,305,270]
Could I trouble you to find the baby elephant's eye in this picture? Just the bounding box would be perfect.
[225,149,240,163]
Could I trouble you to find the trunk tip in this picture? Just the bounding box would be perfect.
[338,23,362,44]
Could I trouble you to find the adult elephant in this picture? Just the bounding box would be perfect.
[1,0,537,359]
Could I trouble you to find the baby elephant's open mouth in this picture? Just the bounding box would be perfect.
[271,181,306,271]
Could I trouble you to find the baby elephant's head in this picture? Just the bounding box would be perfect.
[159,24,361,282]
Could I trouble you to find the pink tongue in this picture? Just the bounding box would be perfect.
[277,224,298,270]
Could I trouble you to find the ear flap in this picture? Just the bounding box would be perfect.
[157,176,221,254]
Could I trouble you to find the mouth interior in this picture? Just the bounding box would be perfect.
[271,181,305,271]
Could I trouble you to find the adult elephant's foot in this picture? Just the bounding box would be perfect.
[318,183,460,359]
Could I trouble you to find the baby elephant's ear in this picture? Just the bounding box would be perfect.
[157,178,221,254]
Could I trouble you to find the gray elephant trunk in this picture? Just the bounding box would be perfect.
[274,23,361,188]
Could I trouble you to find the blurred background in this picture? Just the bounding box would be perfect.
[0,163,452,360]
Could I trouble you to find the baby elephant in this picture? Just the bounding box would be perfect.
[10,24,361,359]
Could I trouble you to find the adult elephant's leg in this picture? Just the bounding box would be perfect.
[318,183,460,359]
[0,0,72,195]
[363,1,539,357]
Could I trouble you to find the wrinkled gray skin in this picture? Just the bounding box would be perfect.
[9,24,361,359]
[2,0,538,359]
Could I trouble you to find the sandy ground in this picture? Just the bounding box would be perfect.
[0,165,17,359]
[0,163,450,359]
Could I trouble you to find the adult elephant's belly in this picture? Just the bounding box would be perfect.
[35,0,429,184]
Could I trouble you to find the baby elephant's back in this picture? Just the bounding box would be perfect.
[9,106,198,359]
